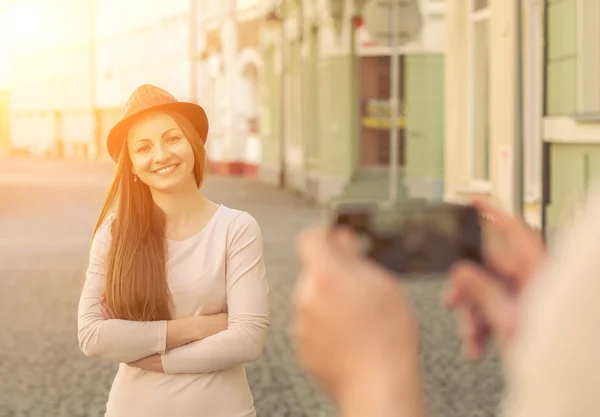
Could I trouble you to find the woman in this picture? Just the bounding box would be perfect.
[77,84,270,417]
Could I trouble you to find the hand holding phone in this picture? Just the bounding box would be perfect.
[331,201,483,276]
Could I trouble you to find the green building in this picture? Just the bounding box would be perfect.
[257,0,446,205]
[542,0,600,237]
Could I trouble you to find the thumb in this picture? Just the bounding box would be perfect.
[331,227,362,255]
[448,263,516,351]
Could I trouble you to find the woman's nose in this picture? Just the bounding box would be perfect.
[153,144,171,162]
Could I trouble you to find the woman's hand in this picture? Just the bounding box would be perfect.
[100,293,115,320]
[126,354,164,372]
[187,313,228,342]
[202,313,228,337]
[445,198,546,360]
[100,292,227,347]
[293,226,425,417]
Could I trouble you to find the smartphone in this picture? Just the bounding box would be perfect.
[330,201,483,276]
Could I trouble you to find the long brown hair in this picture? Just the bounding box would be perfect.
[93,110,207,321]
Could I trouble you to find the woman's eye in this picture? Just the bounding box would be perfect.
[137,145,150,153]
[166,136,181,143]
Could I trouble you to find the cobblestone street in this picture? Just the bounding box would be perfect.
[0,157,503,417]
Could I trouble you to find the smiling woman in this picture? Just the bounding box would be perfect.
[77,84,270,417]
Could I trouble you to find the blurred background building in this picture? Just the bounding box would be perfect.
[444,0,600,238]
[444,0,544,228]
[8,0,197,159]
[2,0,599,239]
[257,0,446,205]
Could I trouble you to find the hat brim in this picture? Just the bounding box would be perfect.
[107,101,209,162]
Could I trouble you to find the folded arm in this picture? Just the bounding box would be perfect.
[161,212,270,374]
[77,215,222,363]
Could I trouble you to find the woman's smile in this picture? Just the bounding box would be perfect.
[152,163,180,175]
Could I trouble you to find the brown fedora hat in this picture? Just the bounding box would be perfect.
[106,84,209,161]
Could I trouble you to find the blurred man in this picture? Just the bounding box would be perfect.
[293,191,600,417]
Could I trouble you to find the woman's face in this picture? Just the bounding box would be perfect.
[126,111,196,192]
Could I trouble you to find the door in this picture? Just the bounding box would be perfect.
[358,55,406,167]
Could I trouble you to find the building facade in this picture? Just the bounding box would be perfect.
[197,0,264,177]
[443,0,600,239]
[443,0,545,230]
[258,0,447,204]
[8,0,268,174]
[9,0,96,158]
[542,0,600,238]
[8,0,200,160]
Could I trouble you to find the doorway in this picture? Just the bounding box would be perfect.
[358,55,406,168]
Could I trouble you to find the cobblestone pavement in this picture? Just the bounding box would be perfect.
[0,157,503,417]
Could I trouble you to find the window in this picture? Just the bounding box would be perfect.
[468,1,491,182]
[578,0,600,116]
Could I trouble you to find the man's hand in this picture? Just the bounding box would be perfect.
[293,226,425,417]
[445,198,546,360]
[126,354,164,372]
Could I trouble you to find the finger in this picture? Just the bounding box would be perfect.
[101,298,115,319]
[445,283,490,360]
[100,300,114,318]
[296,226,336,265]
[293,270,313,311]
[296,225,360,279]
[484,242,516,276]
[474,198,541,253]
[471,198,516,236]
[456,306,478,359]
[485,237,542,294]
[462,306,492,360]
[449,263,515,347]
[331,227,361,255]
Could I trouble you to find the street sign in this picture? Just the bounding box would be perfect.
[362,0,423,47]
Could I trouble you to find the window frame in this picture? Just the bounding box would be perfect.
[467,0,492,190]
[523,0,544,201]
[576,0,600,119]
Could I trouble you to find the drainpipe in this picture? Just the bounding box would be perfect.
[265,0,287,188]
[298,2,313,201]
[278,2,287,188]
[513,0,524,215]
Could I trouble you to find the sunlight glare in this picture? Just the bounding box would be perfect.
[6,1,49,52]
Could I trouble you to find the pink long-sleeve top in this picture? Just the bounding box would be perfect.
[77,205,270,417]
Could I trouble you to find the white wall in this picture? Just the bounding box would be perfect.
[10,44,92,112]
[95,0,190,38]
[95,11,193,107]
[9,113,54,154]
[9,0,196,155]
